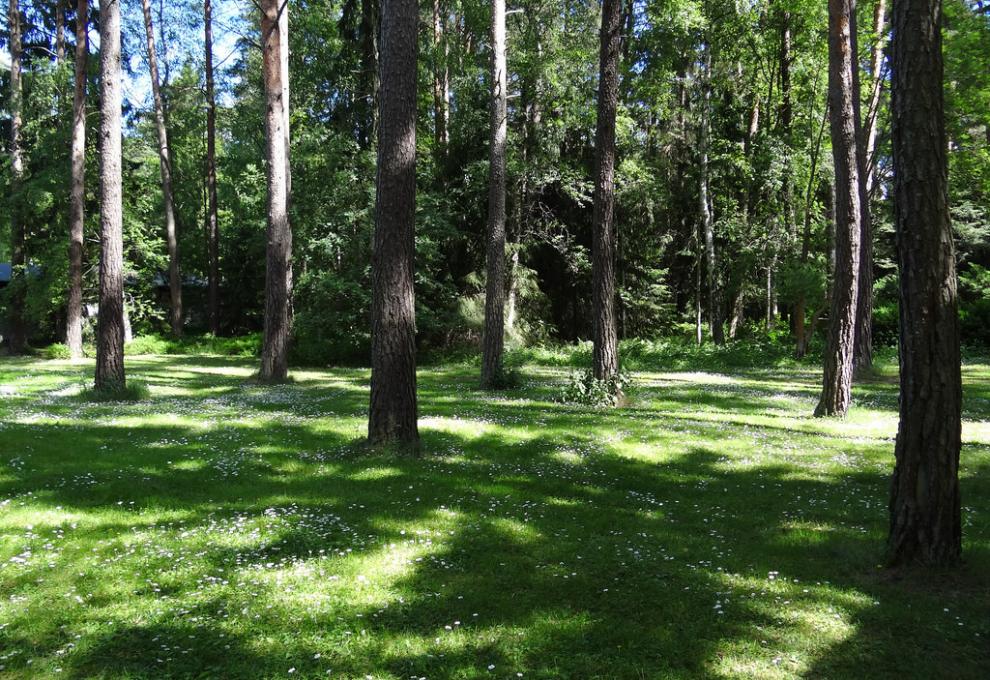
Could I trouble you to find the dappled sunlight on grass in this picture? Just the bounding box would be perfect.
[0,353,988,677]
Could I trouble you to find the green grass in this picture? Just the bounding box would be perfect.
[0,351,987,679]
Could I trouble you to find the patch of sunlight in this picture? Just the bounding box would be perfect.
[348,466,404,481]
[420,415,496,438]
[647,371,742,386]
[964,420,990,446]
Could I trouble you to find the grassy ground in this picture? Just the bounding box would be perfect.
[0,351,988,679]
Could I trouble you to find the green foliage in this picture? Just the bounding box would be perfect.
[126,333,262,357]
[559,368,630,408]
[81,380,151,402]
[40,343,72,360]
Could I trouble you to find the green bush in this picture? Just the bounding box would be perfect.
[81,380,151,402]
[559,369,630,408]
[41,343,72,360]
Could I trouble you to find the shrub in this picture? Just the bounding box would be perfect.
[81,380,151,402]
[559,369,630,408]
[42,343,72,360]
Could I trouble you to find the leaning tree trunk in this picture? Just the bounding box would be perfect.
[887,0,962,567]
[95,0,126,391]
[481,0,508,388]
[140,0,183,337]
[7,0,27,354]
[258,0,293,382]
[853,0,886,379]
[359,0,380,149]
[699,44,724,345]
[815,0,862,418]
[368,0,419,446]
[204,0,220,334]
[591,0,622,380]
[66,0,89,359]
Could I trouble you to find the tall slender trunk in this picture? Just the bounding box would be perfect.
[95,0,125,390]
[796,105,830,358]
[815,0,862,418]
[140,0,183,337]
[481,0,508,388]
[369,0,419,446]
[66,0,89,359]
[56,0,66,64]
[259,0,293,382]
[887,0,961,567]
[280,0,291,204]
[7,0,27,354]
[699,45,724,345]
[432,0,449,154]
[204,0,220,334]
[591,0,622,380]
[695,232,703,346]
[854,0,886,378]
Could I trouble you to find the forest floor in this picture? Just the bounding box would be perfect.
[0,351,988,679]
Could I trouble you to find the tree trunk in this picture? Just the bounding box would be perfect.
[728,286,745,340]
[280,0,291,204]
[432,0,449,154]
[56,0,66,64]
[369,0,419,446]
[887,0,962,567]
[204,0,220,335]
[796,107,830,359]
[95,0,126,391]
[66,0,89,359]
[699,45,724,345]
[591,0,622,380]
[140,0,183,338]
[853,0,886,378]
[259,0,293,382]
[6,0,27,354]
[815,0,862,418]
[481,0,507,388]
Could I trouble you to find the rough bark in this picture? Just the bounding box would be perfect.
[95,0,126,390]
[853,0,886,378]
[887,0,962,567]
[6,0,27,354]
[699,45,724,345]
[204,0,220,334]
[369,0,419,446]
[591,0,622,380]
[481,0,507,388]
[815,0,862,418]
[140,0,183,337]
[66,0,89,359]
[279,0,291,203]
[259,0,293,382]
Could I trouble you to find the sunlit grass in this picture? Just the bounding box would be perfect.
[0,352,987,678]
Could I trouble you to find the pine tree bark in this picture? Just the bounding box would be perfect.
[368,0,419,446]
[699,45,724,345]
[66,0,89,359]
[853,0,886,378]
[140,0,183,337]
[591,0,622,380]
[280,0,291,203]
[481,0,507,388]
[816,0,862,418]
[887,0,962,567]
[204,0,220,334]
[6,0,27,354]
[95,0,126,390]
[259,0,293,382]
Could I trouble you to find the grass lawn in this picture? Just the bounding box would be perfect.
[0,351,988,679]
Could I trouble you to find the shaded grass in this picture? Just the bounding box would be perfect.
[0,352,987,678]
